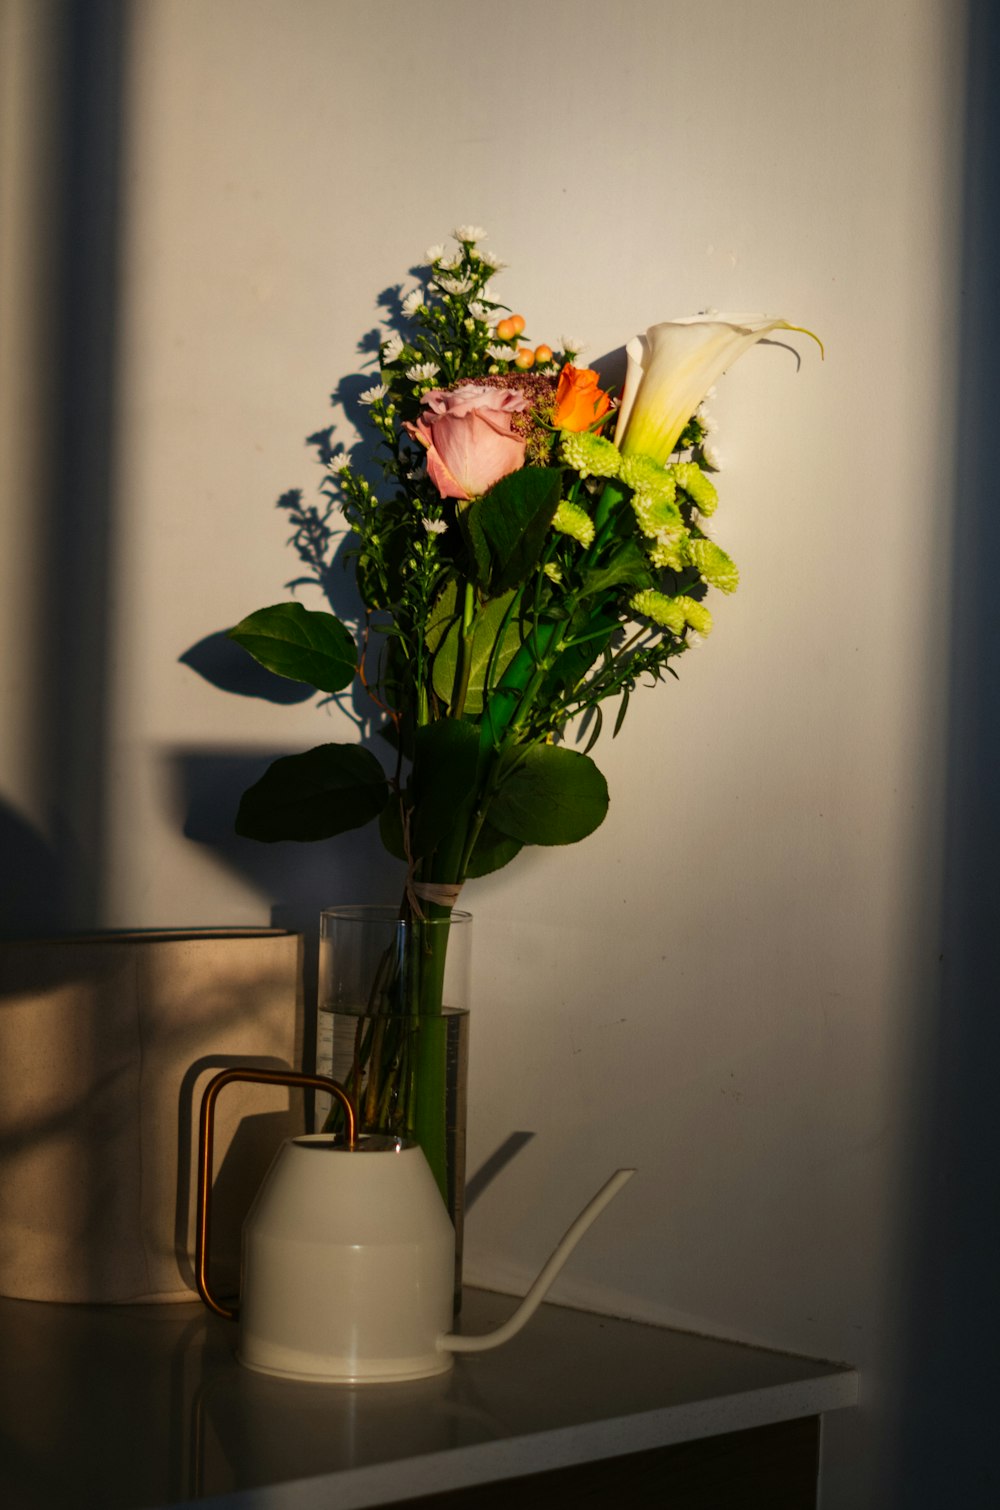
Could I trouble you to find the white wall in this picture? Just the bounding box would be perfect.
[1,1,970,1504]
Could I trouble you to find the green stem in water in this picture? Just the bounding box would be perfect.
[398,903,455,1206]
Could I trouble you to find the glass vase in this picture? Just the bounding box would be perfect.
[315,906,471,1309]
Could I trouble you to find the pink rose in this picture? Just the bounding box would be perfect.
[404,384,529,501]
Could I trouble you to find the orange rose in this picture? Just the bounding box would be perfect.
[552,364,612,432]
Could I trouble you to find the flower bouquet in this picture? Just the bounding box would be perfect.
[228,226,819,1205]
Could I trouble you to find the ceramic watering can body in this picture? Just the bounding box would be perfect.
[240,1135,455,1382]
[197,1067,634,1385]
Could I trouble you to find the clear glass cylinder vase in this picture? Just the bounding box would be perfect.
[316,906,471,1308]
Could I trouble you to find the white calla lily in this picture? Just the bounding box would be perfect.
[614,314,822,464]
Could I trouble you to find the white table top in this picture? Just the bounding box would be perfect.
[0,1288,857,1509]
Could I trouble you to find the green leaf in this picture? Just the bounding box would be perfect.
[578,539,654,600]
[613,686,631,738]
[464,819,523,878]
[538,611,619,707]
[488,744,609,846]
[468,468,562,592]
[235,744,388,842]
[582,705,603,755]
[431,590,522,713]
[228,603,356,693]
[459,506,492,587]
[425,580,460,653]
[410,718,481,857]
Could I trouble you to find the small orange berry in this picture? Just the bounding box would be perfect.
[534,344,554,364]
[495,317,516,342]
[509,314,526,335]
[514,347,535,370]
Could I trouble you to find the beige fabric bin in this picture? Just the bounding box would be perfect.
[0,929,304,1304]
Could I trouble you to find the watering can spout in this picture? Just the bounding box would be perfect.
[438,1168,636,1357]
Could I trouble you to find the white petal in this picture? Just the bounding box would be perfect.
[615,316,821,462]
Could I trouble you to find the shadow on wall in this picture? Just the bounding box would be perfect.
[167,746,405,978]
[170,747,404,910]
[2,1,128,937]
[1,0,407,943]
[0,802,69,940]
[886,0,1000,1504]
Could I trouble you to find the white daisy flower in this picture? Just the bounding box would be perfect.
[437,252,462,271]
[436,274,474,295]
[421,244,445,264]
[560,335,587,356]
[381,333,404,362]
[327,453,350,473]
[467,301,491,322]
[401,288,424,317]
[406,362,440,381]
[487,343,517,361]
[422,517,448,535]
[697,404,717,433]
[453,224,486,242]
[701,440,723,471]
[359,383,388,405]
[479,250,507,271]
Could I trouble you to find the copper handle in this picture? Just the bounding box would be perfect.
[195,1066,357,1320]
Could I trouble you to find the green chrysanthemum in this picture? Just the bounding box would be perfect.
[687,538,739,593]
[559,430,621,478]
[629,589,684,634]
[648,529,690,571]
[629,589,713,637]
[619,453,675,500]
[552,499,595,548]
[678,596,713,635]
[632,490,683,538]
[669,462,718,517]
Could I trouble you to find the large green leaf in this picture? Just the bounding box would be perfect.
[468,468,561,592]
[410,719,481,857]
[431,590,522,712]
[488,744,609,846]
[228,603,356,692]
[464,819,523,878]
[235,743,388,842]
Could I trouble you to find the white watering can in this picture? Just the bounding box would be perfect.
[196,1067,635,1384]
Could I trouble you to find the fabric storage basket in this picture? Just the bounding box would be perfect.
[0,929,304,1304]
